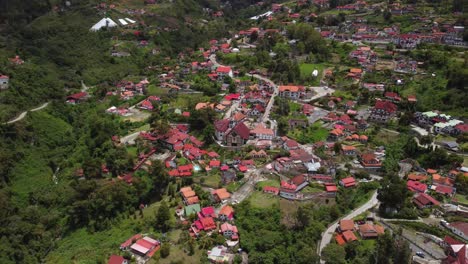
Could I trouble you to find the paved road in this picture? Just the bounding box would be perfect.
[5,102,50,124]
[318,191,379,257]
[245,73,278,124]
[229,169,265,204]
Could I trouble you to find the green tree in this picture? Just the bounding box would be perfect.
[160,243,171,258]
[322,243,347,264]
[155,201,171,232]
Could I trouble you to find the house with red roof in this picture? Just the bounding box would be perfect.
[341,145,357,156]
[435,185,455,196]
[209,160,221,168]
[138,99,154,110]
[448,222,468,241]
[335,234,346,245]
[442,235,468,264]
[122,235,160,259]
[302,104,314,115]
[214,119,230,141]
[283,138,300,150]
[339,219,355,232]
[66,92,88,104]
[263,186,280,195]
[278,85,305,100]
[413,193,440,209]
[384,92,402,102]
[360,153,382,169]
[220,223,239,241]
[212,188,231,202]
[407,180,427,193]
[325,184,338,196]
[108,255,128,264]
[216,66,233,78]
[279,175,309,199]
[358,223,385,239]
[0,75,9,89]
[225,122,250,147]
[200,206,216,218]
[368,100,397,123]
[218,205,234,221]
[340,177,356,188]
[342,230,358,242]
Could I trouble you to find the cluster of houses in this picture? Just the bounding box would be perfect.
[177,186,239,247]
[262,174,358,200]
[414,111,467,137]
[406,167,467,205]
[334,219,385,246]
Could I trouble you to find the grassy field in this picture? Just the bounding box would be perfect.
[248,191,279,208]
[302,185,324,194]
[455,194,468,206]
[147,85,169,96]
[126,146,138,158]
[287,121,329,144]
[300,63,325,85]
[256,180,280,189]
[200,172,221,188]
[289,101,302,113]
[373,129,400,145]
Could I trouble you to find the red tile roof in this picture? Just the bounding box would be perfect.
[340,177,356,187]
[413,193,440,208]
[340,220,355,231]
[216,66,232,73]
[325,185,338,192]
[407,180,427,193]
[108,255,126,264]
[214,119,230,132]
[232,122,250,139]
[374,100,397,113]
[342,230,358,242]
[335,234,346,245]
[263,186,280,194]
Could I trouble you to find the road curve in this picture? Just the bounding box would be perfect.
[318,191,379,256]
[5,102,49,124]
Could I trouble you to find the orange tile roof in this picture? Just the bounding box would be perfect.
[340,219,355,231]
[219,205,234,216]
[213,188,231,200]
[335,234,346,245]
[342,230,358,242]
[279,85,303,92]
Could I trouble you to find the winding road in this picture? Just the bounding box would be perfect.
[5,102,50,124]
[318,191,379,257]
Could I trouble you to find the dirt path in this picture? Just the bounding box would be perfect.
[5,102,50,124]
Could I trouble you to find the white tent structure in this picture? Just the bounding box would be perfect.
[118,19,128,26]
[90,18,118,32]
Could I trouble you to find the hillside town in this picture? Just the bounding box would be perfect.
[0,0,467,264]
